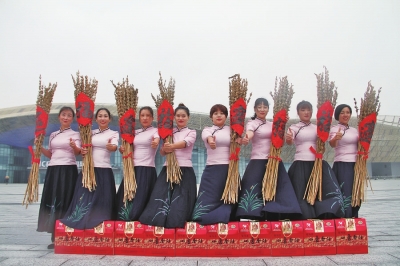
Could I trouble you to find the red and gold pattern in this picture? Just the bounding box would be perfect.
[271,221,304,256]
[303,220,336,255]
[335,218,368,254]
[238,221,271,256]
[176,222,208,257]
[207,222,240,257]
[54,220,84,254]
[144,225,175,257]
[84,221,114,255]
[114,221,146,256]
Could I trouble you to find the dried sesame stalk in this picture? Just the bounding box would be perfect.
[263,76,294,202]
[221,74,251,204]
[23,76,57,208]
[352,81,381,207]
[112,76,138,203]
[304,67,338,205]
[152,72,181,185]
[72,71,98,191]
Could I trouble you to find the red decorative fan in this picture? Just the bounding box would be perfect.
[120,108,136,144]
[316,101,334,142]
[75,92,94,126]
[230,98,247,136]
[157,99,174,139]
[271,109,288,148]
[358,112,377,153]
[35,106,49,137]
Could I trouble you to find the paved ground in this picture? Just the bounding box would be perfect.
[0,180,399,266]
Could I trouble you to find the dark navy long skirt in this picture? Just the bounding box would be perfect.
[116,166,157,221]
[139,166,197,228]
[192,164,234,225]
[332,161,359,218]
[236,159,302,220]
[60,167,116,229]
[288,160,346,219]
[37,165,78,238]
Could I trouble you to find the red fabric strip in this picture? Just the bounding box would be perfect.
[28,146,40,164]
[309,146,323,159]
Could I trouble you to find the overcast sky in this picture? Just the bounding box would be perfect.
[1,0,399,118]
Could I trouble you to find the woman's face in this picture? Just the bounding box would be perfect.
[96,110,111,129]
[298,107,312,122]
[254,102,269,120]
[175,109,189,128]
[212,109,227,127]
[140,109,153,128]
[338,107,351,125]
[58,110,74,129]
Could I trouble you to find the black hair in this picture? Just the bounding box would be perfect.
[334,104,352,121]
[209,104,228,118]
[58,106,75,118]
[139,106,154,117]
[175,103,190,116]
[296,100,313,112]
[251,98,269,120]
[95,108,112,120]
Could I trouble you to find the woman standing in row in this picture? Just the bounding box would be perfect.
[236,98,301,220]
[139,104,197,228]
[61,108,119,229]
[37,107,81,249]
[286,101,344,219]
[329,104,359,218]
[192,104,233,225]
[116,106,160,221]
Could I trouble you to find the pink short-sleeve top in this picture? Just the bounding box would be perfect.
[287,122,317,161]
[133,126,160,167]
[164,127,196,167]
[246,118,272,159]
[329,124,358,162]
[48,128,81,166]
[202,125,230,165]
[91,128,119,168]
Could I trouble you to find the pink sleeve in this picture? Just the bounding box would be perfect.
[110,131,119,146]
[246,120,255,131]
[184,130,197,147]
[48,132,55,152]
[329,125,338,141]
[201,127,212,143]
[287,125,295,140]
[153,130,160,139]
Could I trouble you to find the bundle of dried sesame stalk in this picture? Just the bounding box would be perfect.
[304,67,338,205]
[151,72,181,185]
[112,76,138,203]
[221,74,251,204]
[73,71,98,191]
[352,81,381,207]
[23,76,57,208]
[262,76,294,202]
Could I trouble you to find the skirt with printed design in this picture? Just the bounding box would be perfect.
[115,166,157,221]
[60,167,116,229]
[139,166,197,229]
[332,161,359,218]
[37,165,78,234]
[192,164,234,225]
[236,159,302,220]
[288,160,346,220]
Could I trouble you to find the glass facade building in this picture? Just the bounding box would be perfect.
[0,103,399,184]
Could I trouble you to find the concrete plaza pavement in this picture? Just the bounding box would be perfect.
[0,180,399,266]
